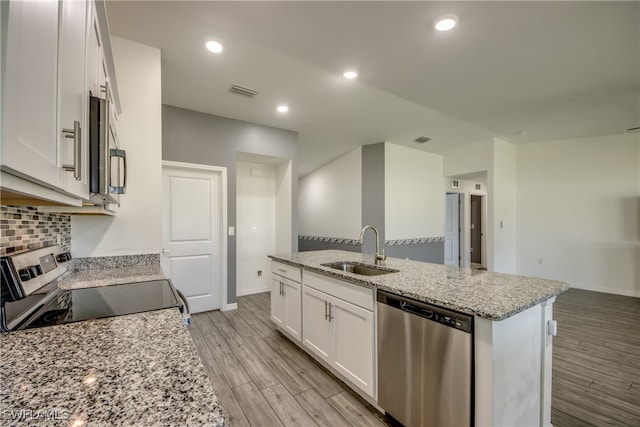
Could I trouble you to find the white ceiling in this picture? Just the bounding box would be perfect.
[106,1,639,176]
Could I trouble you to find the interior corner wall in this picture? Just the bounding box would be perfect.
[236,161,276,296]
[516,133,640,297]
[162,105,299,305]
[72,37,162,257]
[298,147,362,240]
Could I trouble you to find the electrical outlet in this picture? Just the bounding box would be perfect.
[251,226,257,234]
[257,270,262,277]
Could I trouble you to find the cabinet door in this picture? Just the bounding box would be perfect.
[333,297,375,396]
[86,3,102,98]
[302,286,333,363]
[58,0,89,198]
[283,280,301,341]
[271,277,284,327]
[2,0,62,188]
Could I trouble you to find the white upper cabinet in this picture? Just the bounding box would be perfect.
[1,0,120,206]
[58,0,90,198]
[2,0,63,189]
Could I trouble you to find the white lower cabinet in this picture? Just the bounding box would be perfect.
[302,272,375,398]
[271,261,302,342]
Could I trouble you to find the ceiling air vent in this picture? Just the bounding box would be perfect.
[229,84,258,98]
[414,136,431,143]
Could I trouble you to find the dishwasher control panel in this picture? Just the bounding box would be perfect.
[377,291,473,333]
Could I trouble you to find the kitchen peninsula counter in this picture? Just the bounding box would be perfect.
[269,249,569,320]
[0,308,226,426]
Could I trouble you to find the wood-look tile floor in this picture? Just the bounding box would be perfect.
[188,292,390,427]
[552,288,640,427]
[189,289,640,427]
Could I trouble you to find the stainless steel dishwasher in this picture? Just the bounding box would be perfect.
[377,290,473,427]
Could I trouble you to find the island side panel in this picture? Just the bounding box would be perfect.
[475,300,553,426]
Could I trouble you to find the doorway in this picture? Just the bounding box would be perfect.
[470,195,482,266]
[161,161,227,313]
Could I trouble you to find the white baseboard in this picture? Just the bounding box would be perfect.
[569,284,640,298]
[221,303,238,312]
[236,286,271,297]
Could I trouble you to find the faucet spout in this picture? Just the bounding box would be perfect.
[358,225,387,265]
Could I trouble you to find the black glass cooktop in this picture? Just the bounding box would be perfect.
[24,280,180,329]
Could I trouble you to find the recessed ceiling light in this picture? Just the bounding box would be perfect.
[434,15,458,32]
[206,40,223,53]
[276,104,289,113]
[343,70,358,79]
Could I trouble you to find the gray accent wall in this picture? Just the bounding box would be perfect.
[361,143,386,256]
[387,243,445,264]
[162,105,298,305]
[298,239,360,253]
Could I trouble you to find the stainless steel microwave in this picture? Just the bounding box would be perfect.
[89,94,125,205]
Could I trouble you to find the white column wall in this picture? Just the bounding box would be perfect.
[71,37,162,256]
[384,143,445,240]
[491,138,518,274]
[516,133,640,296]
[298,147,362,239]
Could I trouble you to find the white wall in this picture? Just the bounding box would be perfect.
[385,143,445,240]
[72,37,162,256]
[517,133,640,297]
[236,161,276,296]
[298,147,362,239]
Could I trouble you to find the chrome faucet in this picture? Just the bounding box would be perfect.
[358,225,387,265]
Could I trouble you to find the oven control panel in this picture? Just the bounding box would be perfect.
[6,245,71,296]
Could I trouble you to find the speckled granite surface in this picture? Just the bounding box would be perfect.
[0,309,225,426]
[270,250,569,320]
[59,265,165,290]
[72,253,160,271]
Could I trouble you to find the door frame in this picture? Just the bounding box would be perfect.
[161,160,229,311]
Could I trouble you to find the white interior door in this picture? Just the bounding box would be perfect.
[445,193,461,267]
[162,163,225,313]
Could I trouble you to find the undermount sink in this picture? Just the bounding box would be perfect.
[321,261,399,276]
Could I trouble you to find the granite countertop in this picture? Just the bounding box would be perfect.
[269,250,569,321]
[0,309,225,426]
[58,264,165,290]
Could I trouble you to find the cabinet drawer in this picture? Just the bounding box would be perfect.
[272,260,302,283]
[303,270,374,311]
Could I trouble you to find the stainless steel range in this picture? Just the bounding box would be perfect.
[1,246,186,332]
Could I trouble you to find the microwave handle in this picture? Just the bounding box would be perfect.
[109,149,126,194]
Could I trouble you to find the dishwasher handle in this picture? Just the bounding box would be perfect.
[400,300,434,319]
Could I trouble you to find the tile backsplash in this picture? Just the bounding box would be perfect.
[0,206,71,255]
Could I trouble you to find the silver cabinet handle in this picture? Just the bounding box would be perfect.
[324,301,329,320]
[279,281,283,296]
[328,303,333,322]
[278,268,286,273]
[62,120,81,180]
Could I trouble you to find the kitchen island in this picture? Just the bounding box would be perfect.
[0,308,225,426]
[269,249,569,427]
